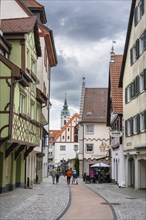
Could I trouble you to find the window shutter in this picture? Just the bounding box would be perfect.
[144,110,146,130]
[144,69,146,90]
[125,120,128,137]
[125,87,128,103]
[130,48,133,65]
[144,29,146,49]
[141,0,144,16]
[136,39,139,58]
[129,84,132,100]
[130,118,133,136]
[131,81,135,98]
[137,114,140,133]
[134,7,138,26]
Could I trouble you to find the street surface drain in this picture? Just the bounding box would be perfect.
[37,193,44,195]
[101,202,121,205]
[127,197,138,199]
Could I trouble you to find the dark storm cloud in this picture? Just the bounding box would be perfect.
[50,52,81,104]
[40,0,131,42]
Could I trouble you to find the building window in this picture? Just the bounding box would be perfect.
[0,49,4,55]
[86,144,94,153]
[26,48,30,68]
[68,128,69,132]
[130,43,137,65]
[125,118,133,137]
[139,34,144,55]
[30,100,35,119]
[134,0,144,26]
[125,85,131,103]
[60,145,66,151]
[130,30,146,65]
[36,104,40,122]
[68,136,69,140]
[86,124,94,134]
[31,57,36,74]
[133,114,140,134]
[125,110,146,137]
[20,92,26,114]
[125,76,140,103]
[62,135,64,140]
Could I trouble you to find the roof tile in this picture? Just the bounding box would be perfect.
[110,55,123,113]
[1,16,37,34]
[22,0,43,9]
[82,88,108,123]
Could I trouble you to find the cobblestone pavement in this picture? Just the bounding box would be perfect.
[0,176,70,220]
[1,177,146,220]
[83,180,146,220]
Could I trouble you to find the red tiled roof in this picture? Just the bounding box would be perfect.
[49,130,60,143]
[110,55,123,113]
[22,0,43,9]
[82,88,108,123]
[1,16,37,34]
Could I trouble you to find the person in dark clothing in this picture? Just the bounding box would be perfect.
[56,169,60,184]
[83,172,86,182]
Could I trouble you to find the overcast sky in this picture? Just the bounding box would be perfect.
[39,0,131,130]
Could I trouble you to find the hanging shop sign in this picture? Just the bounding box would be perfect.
[110,130,123,138]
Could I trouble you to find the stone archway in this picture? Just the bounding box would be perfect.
[128,157,135,187]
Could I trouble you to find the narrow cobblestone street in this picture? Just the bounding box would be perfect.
[0,177,69,220]
[0,176,146,220]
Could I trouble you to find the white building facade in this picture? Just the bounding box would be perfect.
[78,78,110,177]
[49,98,79,167]
[119,0,146,189]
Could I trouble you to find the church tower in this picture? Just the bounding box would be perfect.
[60,96,70,128]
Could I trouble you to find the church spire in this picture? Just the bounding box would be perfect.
[79,77,85,121]
[63,93,68,110]
[61,94,70,128]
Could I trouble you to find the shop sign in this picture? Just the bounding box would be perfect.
[110,130,122,138]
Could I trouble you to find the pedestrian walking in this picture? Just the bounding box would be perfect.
[66,168,72,184]
[56,168,61,184]
[83,172,86,182]
[50,166,56,184]
[72,170,78,185]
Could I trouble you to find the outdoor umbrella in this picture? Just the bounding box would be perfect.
[90,162,110,168]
